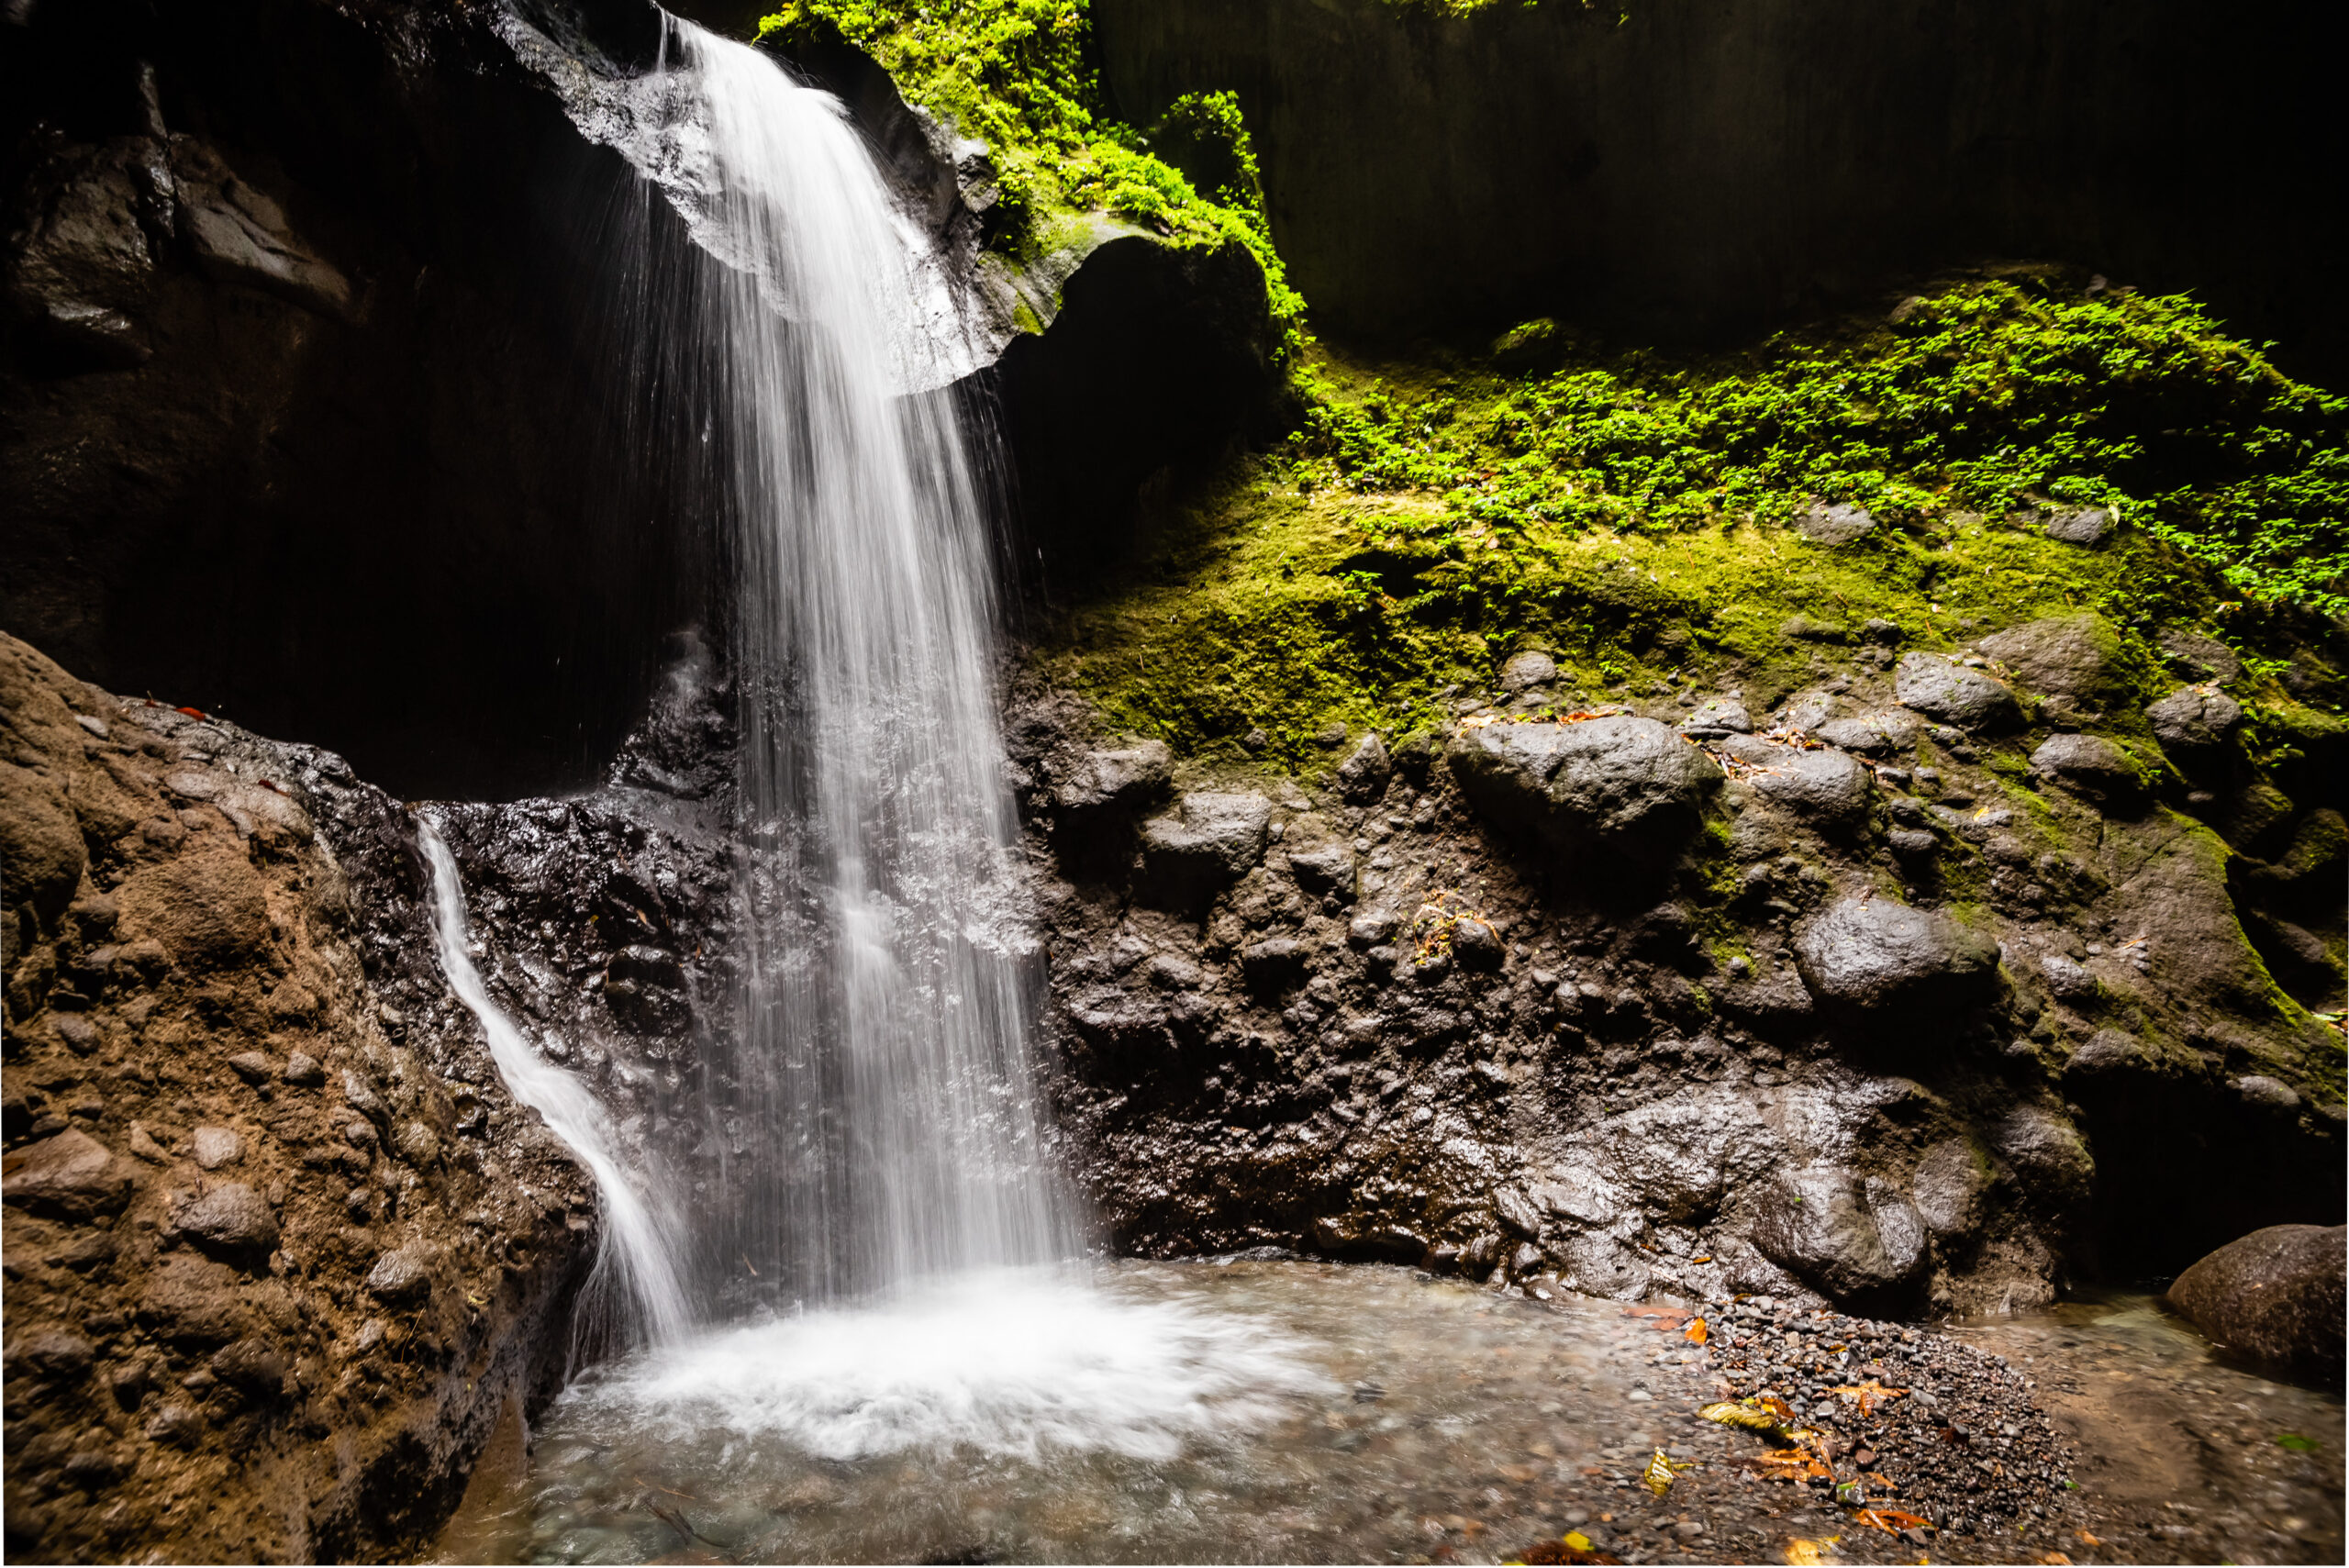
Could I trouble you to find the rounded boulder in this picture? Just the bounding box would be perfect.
[1449,716,1722,872]
[1794,895,2000,1020]
[2166,1224,2345,1384]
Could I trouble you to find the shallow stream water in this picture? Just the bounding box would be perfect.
[438,1260,2343,1566]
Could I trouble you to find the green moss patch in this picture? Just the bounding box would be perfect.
[755,0,1305,353]
[1039,272,2347,764]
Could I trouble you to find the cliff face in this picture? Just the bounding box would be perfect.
[0,633,599,1563]
[1092,0,2345,371]
[2,0,1278,803]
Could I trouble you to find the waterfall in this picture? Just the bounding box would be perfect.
[417,816,695,1350]
[670,19,1081,1298]
[521,13,1080,1305]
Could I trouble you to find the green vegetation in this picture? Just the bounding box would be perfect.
[1038,272,2346,766]
[754,0,1304,351]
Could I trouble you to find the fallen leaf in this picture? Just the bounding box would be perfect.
[2032,1554,2072,1566]
[2276,1432,2320,1451]
[1685,1318,1709,1345]
[176,706,206,719]
[1642,1449,1693,1496]
[1692,1254,1713,1262]
[1699,1398,1784,1433]
[1784,1539,1834,1565]
[1853,1508,1933,1536]
[1829,1378,1909,1417]
[2076,1532,2100,1546]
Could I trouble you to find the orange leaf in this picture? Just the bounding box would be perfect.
[1854,1509,1933,1536]
[176,706,207,718]
[1686,1318,1709,1345]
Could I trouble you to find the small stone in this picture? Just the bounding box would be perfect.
[209,1337,288,1398]
[127,1122,170,1162]
[2043,506,2114,545]
[2235,1074,2301,1111]
[173,1181,279,1264]
[189,1125,244,1170]
[364,1247,432,1304]
[1493,1184,1544,1240]
[1797,501,1876,545]
[2,1128,133,1218]
[225,1052,273,1084]
[1336,732,1392,802]
[282,1051,324,1086]
[1500,651,1558,692]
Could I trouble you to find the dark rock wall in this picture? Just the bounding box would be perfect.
[4,0,724,802]
[0,632,598,1563]
[1001,622,2343,1314]
[1092,0,2346,372]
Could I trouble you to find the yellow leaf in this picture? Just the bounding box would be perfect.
[1642,1449,1687,1496]
[1699,1399,1783,1433]
[1785,1540,1830,1566]
[1564,1532,1593,1551]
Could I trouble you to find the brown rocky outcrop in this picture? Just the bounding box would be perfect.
[1,633,598,1563]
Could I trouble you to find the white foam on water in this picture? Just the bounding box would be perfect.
[557,1268,1337,1463]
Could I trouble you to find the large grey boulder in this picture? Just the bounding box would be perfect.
[1811,711,1920,757]
[2042,506,2115,546]
[1895,652,2024,731]
[2145,685,2243,773]
[1752,1165,1928,1311]
[1977,615,2123,701]
[1718,735,1872,829]
[1449,716,1722,870]
[1139,791,1273,909]
[2166,1224,2345,1384]
[1794,895,2000,1018]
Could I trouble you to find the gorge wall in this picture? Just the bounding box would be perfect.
[1092,0,2348,373]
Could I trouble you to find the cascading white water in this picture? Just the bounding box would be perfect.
[417,816,694,1349]
[633,17,1084,1300]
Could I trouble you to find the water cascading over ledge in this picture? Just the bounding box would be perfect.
[488,7,1086,1321]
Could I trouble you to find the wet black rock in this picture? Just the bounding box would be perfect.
[1893,652,2024,732]
[1792,895,1999,1024]
[2166,1223,2346,1385]
[2029,732,2143,806]
[2145,684,2245,773]
[1449,715,1722,873]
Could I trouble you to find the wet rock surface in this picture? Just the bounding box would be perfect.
[1003,617,2343,1319]
[2165,1224,2347,1385]
[1,634,598,1563]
